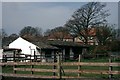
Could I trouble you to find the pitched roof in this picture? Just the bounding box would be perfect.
[45,40,88,47]
[3,48,22,52]
[10,37,59,50]
[88,28,96,36]
[31,41,58,50]
[9,37,88,50]
[80,27,96,37]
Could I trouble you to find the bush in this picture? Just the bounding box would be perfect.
[93,45,108,54]
[84,45,108,59]
[108,40,120,52]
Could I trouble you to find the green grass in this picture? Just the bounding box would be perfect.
[2,66,13,73]
[34,65,53,69]
[66,57,109,62]
[65,56,120,62]
[33,72,54,76]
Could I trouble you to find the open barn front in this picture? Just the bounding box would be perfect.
[40,48,59,62]
[72,47,82,60]
[62,47,84,61]
[64,47,70,60]
[46,40,89,61]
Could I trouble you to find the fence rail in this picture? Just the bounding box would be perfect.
[2,53,57,62]
[0,62,56,66]
[12,68,120,74]
[1,62,120,66]
[1,54,120,79]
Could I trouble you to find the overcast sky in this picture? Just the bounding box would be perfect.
[2,2,118,35]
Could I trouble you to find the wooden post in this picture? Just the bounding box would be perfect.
[13,65,16,74]
[31,64,34,74]
[13,51,16,74]
[34,50,35,62]
[13,51,16,62]
[57,53,61,79]
[25,55,27,62]
[78,54,81,77]
[30,53,34,74]
[4,55,7,62]
[53,51,56,76]
[109,56,113,79]
[30,55,31,62]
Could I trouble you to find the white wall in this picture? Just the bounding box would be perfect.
[9,37,38,56]
[0,49,3,61]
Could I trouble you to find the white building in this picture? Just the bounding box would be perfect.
[8,37,58,62]
[0,49,3,62]
[9,37,39,56]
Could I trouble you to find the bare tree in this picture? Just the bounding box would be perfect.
[65,2,109,44]
[19,26,42,37]
[0,29,8,38]
[44,29,51,36]
[35,27,43,37]
[9,33,19,38]
[46,26,70,41]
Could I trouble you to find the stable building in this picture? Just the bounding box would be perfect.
[8,37,88,62]
[8,37,59,62]
[46,40,89,60]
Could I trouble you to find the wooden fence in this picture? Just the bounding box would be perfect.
[0,54,120,79]
[2,53,55,62]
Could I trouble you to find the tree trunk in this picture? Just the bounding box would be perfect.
[84,37,88,45]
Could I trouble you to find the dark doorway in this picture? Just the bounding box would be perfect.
[65,47,70,60]
[73,47,82,59]
[45,50,52,58]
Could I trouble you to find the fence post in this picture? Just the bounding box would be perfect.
[109,55,113,79]
[57,53,61,79]
[13,51,16,74]
[34,50,36,62]
[25,55,27,62]
[31,56,34,74]
[13,51,16,62]
[78,54,81,77]
[53,51,56,76]
[4,55,7,62]
[31,64,34,74]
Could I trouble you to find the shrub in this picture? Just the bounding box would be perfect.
[108,40,120,52]
[93,45,108,54]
